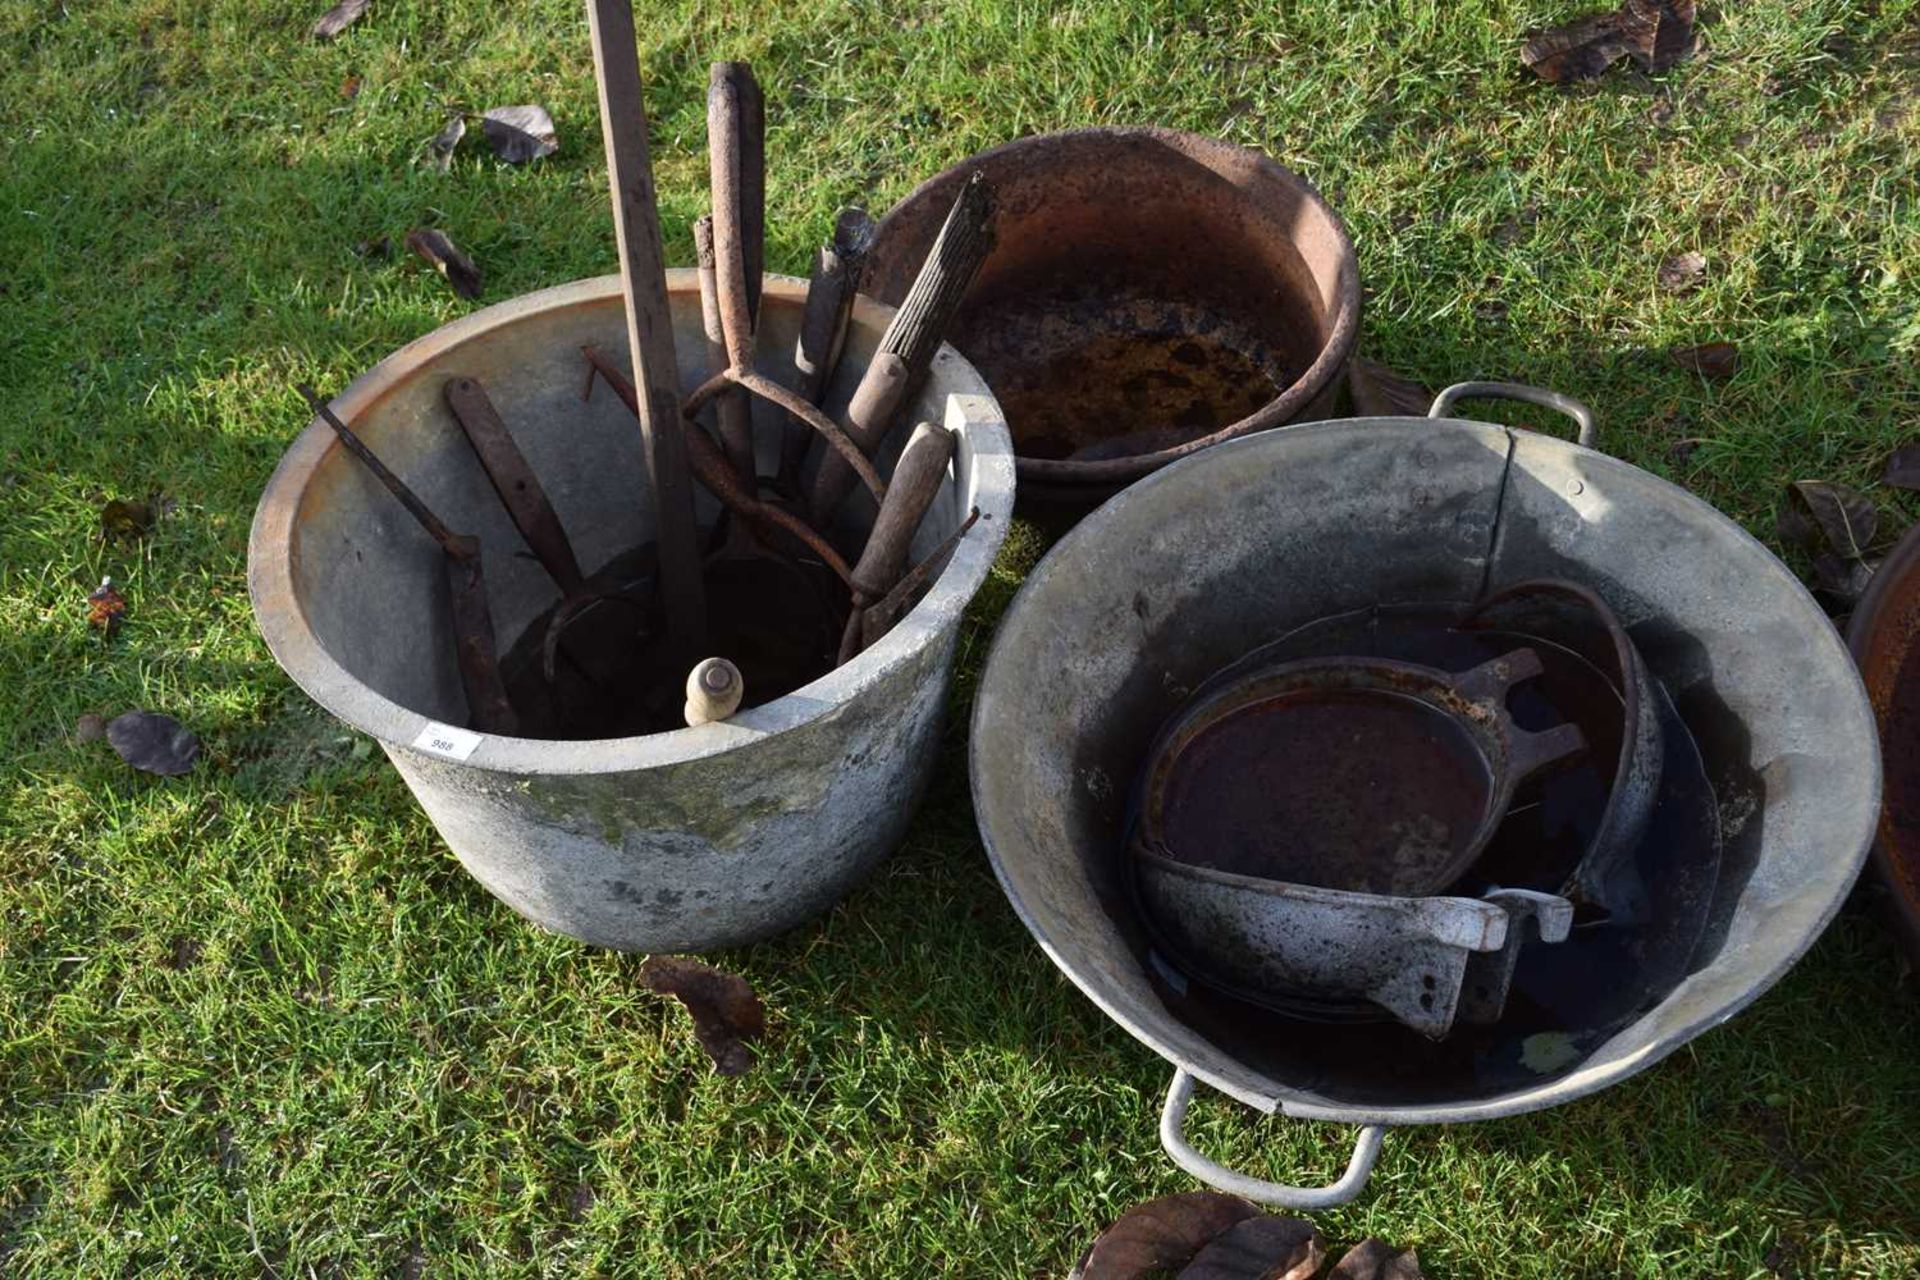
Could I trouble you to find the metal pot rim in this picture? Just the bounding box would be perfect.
[249,271,1016,776]
[873,125,1362,487]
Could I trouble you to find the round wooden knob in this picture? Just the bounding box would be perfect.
[684,657,744,726]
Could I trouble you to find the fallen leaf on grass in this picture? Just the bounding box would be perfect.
[1883,444,1920,491]
[425,115,466,172]
[1658,250,1708,293]
[1778,480,1884,611]
[87,578,127,632]
[1781,480,1878,561]
[75,713,108,743]
[481,105,558,164]
[1328,1238,1426,1279]
[100,498,155,541]
[1670,340,1738,380]
[1348,358,1434,418]
[341,73,362,99]
[312,0,370,40]
[638,956,765,1076]
[1068,1193,1260,1280]
[405,228,482,299]
[107,710,201,776]
[1523,0,1696,83]
[1178,1216,1324,1280]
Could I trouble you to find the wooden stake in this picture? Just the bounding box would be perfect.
[585,0,704,659]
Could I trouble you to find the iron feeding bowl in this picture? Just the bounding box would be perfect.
[969,383,1877,1208]
[864,127,1359,522]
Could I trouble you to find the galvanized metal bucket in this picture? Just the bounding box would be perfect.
[251,273,1014,952]
[970,384,1877,1207]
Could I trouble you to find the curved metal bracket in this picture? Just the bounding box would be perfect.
[1159,1069,1385,1210]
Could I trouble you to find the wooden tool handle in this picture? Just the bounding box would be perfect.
[849,422,956,601]
[706,61,760,371]
[807,174,994,526]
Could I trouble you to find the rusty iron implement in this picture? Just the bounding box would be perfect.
[779,208,875,494]
[807,172,995,528]
[295,383,518,735]
[442,375,650,681]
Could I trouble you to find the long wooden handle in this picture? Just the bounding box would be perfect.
[693,216,756,487]
[706,61,760,372]
[780,208,874,487]
[586,0,705,658]
[848,422,955,602]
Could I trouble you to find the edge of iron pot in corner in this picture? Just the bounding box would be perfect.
[864,126,1360,525]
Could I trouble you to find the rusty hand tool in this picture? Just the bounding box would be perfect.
[807,172,994,529]
[442,375,651,682]
[837,421,957,664]
[296,383,518,735]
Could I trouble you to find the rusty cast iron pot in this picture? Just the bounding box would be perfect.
[864,127,1359,519]
[249,273,1014,953]
[1845,520,1920,962]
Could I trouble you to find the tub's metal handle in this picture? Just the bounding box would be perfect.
[1429,381,1598,450]
[1158,1068,1385,1210]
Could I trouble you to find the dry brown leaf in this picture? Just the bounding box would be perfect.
[312,0,370,40]
[1069,1193,1261,1280]
[1619,0,1697,72]
[107,711,201,776]
[75,713,108,744]
[1670,340,1738,380]
[1327,1238,1426,1280]
[1178,1216,1325,1280]
[100,498,156,541]
[1522,11,1632,83]
[638,956,766,1076]
[1785,480,1879,561]
[1658,250,1707,293]
[405,228,482,300]
[480,105,558,164]
[1348,359,1435,418]
[1882,444,1920,491]
[426,115,466,172]
[87,578,127,632]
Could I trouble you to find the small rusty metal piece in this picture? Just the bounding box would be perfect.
[1137,651,1584,898]
[808,172,995,527]
[295,384,517,735]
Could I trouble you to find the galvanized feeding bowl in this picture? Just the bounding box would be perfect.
[864,127,1359,521]
[970,384,1877,1207]
[250,273,1014,953]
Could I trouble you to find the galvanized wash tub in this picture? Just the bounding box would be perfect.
[865,127,1359,522]
[251,272,1014,952]
[970,385,1877,1207]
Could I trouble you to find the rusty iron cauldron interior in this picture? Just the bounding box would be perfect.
[864,127,1360,514]
[969,384,1877,1207]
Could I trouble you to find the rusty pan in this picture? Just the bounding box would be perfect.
[864,127,1359,520]
[1845,520,1920,962]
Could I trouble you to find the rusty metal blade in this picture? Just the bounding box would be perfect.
[444,375,586,593]
[445,537,518,735]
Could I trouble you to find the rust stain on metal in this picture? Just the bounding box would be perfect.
[1847,522,1920,961]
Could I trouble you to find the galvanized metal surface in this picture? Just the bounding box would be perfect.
[1134,848,1571,1038]
[250,272,1015,952]
[863,127,1360,513]
[969,399,1876,1199]
[1845,519,1920,962]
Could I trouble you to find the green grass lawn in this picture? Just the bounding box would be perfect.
[3,0,1918,1274]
